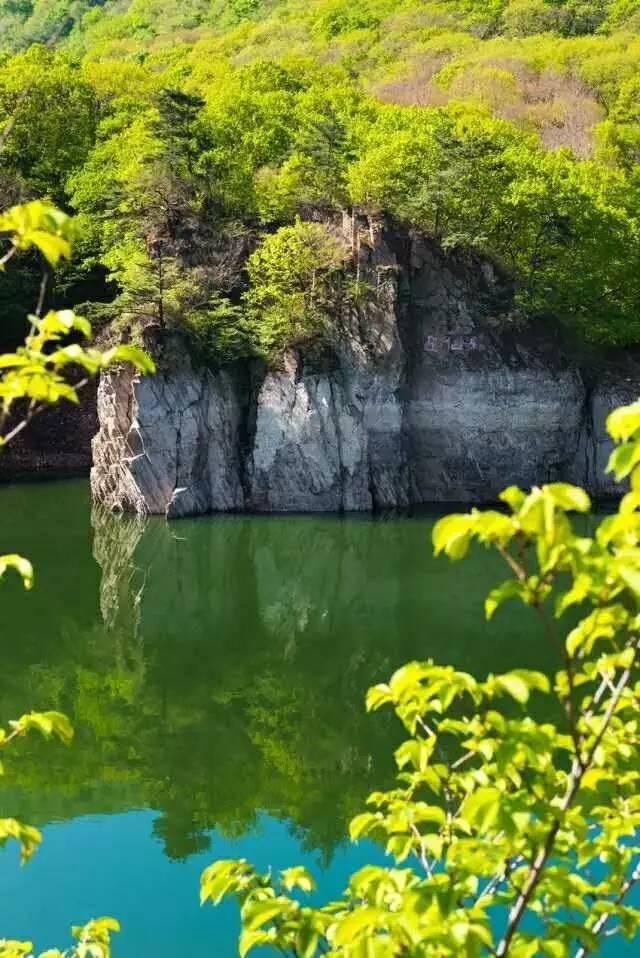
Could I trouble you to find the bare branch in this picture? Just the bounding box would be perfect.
[410,824,434,878]
[0,243,18,268]
[35,263,51,318]
[495,543,526,581]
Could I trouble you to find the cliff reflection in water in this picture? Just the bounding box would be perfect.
[1,481,550,864]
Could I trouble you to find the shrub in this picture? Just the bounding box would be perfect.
[203,400,640,957]
[244,219,347,355]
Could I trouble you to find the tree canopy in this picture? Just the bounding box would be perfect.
[0,0,639,354]
[0,0,640,359]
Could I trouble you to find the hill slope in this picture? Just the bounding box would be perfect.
[1,0,639,350]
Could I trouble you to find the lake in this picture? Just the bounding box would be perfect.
[0,480,632,954]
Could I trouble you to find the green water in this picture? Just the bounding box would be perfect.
[0,479,623,954]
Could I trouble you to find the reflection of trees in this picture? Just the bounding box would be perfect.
[0,494,551,863]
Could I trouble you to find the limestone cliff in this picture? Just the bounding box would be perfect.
[91,216,640,516]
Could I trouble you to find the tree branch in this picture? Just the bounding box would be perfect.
[495,641,640,956]
[575,861,640,958]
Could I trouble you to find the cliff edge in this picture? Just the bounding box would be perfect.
[91,217,640,516]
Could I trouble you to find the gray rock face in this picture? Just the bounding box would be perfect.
[249,359,362,512]
[91,217,640,516]
[91,355,245,517]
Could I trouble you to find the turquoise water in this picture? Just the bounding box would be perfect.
[0,480,633,954]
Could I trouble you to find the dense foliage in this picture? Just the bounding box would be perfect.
[205,405,640,956]
[0,200,153,955]
[1,0,639,353]
[3,5,640,953]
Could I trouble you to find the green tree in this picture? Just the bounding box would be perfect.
[594,76,640,171]
[9,0,635,352]
[0,46,95,199]
[348,102,640,343]
[206,401,640,956]
[244,218,347,355]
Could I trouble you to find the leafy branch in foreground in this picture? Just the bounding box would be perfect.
[0,198,153,957]
[203,402,640,956]
[0,918,121,958]
[0,199,154,447]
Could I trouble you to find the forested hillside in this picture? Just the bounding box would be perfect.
[1,0,639,354]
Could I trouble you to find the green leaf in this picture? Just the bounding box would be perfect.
[485,579,525,620]
[607,402,640,442]
[432,514,473,560]
[394,738,436,771]
[509,939,541,958]
[365,684,391,712]
[13,711,74,745]
[617,561,640,597]
[332,907,383,945]
[580,768,610,791]
[493,672,532,704]
[607,441,640,481]
[107,344,156,374]
[296,923,320,958]
[0,201,74,265]
[459,787,501,834]
[473,510,515,546]
[239,929,274,957]
[281,866,316,894]
[0,554,33,589]
[566,605,628,656]
[0,941,34,957]
[500,486,527,512]
[540,941,568,957]
[0,817,42,863]
[26,230,71,266]
[555,573,592,616]
[243,897,295,931]
[546,483,591,513]
[507,669,550,694]
[349,813,381,841]
[200,859,254,905]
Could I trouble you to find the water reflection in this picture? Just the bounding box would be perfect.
[2,482,551,865]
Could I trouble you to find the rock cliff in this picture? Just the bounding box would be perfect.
[91,216,640,516]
